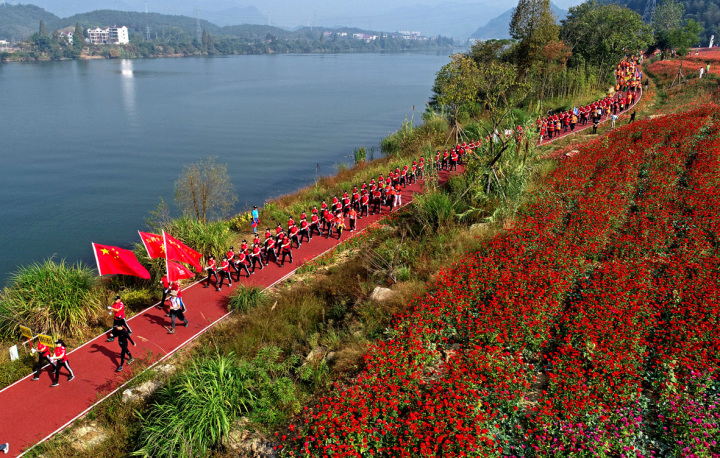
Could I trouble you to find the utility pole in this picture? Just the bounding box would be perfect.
[145,2,151,41]
[642,0,657,24]
[196,7,202,42]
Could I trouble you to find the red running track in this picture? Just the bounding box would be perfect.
[0,166,461,457]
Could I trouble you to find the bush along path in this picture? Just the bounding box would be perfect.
[0,161,467,457]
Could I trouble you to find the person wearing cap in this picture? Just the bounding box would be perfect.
[217,256,232,291]
[251,206,259,234]
[204,255,219,288]
[0,443,8,454]
[234,249,251,279]
[279,234,293,267]
[30,338,56,381]
[49,339,74,387]
[106,295,132,342]
[264,235,278,264]
[166,290,188,334]
[226,247,238,278]
[250,243,265,272]
[110,324,135,372]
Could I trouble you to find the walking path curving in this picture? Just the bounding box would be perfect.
[0,166,461,457]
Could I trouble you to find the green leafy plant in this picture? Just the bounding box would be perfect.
[0,259,103,337]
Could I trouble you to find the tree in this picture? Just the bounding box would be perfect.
[653,0,685,54]
[174,157,238,223]
[432,53,480,142]
[73,22,84,53]
[39,20,47,37]
[561,2,653,71]
[668,19,703,86]
[509,0,559,75]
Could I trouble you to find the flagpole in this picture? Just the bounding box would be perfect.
[91,242,104,276]
[162,230,170,282]
[138,231,153,258]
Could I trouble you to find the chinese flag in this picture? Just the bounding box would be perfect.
[138,231,165,259]
[92,243,151,279]
[163,231,202,272]
[167,260,196,282]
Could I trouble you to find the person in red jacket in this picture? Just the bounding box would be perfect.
[234,250,251,279]
[158,274,170,310]
[290,224,302,248]
[279,236,293,267]
[309,212,321,237]
[360,191,370,217]
[264,234,278,264]
[49,340,74,387]
[31,339,56,381]
[348,208,357,231]
[204,255,219,288]
[250,243,265,272]
[216,256,232,291]
[106,295,131,342]
[299,218,311,243]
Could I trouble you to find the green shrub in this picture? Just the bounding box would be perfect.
[163,217,234,260]
[0,260,103,337]
[119,287,158,311]
[410,189,458,231]
[353,147,367,165]
[135,348,299,457]
[228,285,262,313]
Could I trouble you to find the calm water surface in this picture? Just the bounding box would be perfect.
[0,53,450,284]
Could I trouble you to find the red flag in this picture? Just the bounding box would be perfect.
[138,231,165,259]
[166,260,196,282]
[163,231,202,272]
[92,243,151,279]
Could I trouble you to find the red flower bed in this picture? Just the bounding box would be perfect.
[282,104,720,457]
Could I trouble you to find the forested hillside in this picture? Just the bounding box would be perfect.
[608,0,719,44]
[0,4,58,41]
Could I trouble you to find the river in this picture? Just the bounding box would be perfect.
[0,52,450,285]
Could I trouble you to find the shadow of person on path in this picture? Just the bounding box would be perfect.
[89,343,119,367]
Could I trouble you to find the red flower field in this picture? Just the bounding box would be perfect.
[281,97,720,455]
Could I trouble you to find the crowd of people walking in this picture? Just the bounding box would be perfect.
[536,56,644,143]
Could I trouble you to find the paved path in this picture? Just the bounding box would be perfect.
[0,167,460,457]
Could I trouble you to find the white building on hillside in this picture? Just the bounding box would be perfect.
[87,26,129,45]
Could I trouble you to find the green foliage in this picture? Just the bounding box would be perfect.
[0,259,103,337]
[510,0,560,74]
[561,1,653,71]
[118,287,157,311]
[411,189,459,231]
[228,285,263,313]
[353,146,367,165]
[654,0,686,52]
[381,118,417,157]
[162,217,233,261]
[135,348,299,457]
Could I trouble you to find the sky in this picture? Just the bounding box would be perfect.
[14,0,588,39]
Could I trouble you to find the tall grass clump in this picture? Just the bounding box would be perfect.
[381,117,417,157]
[0,259,102,337]
[410,189,459,231]
[353,146,367,165]
[228,285,262,313]
[134,348,299,457]
[163,217,233,259]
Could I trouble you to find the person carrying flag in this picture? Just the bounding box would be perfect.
[264,235,278,264]
[299,217,311,243]
[157,274,170,310]
[204,255,219,288]
[106,295,132,342]
[250,243,265,272]
[165,291,188,334]
[110,324,135,372]
[49,340,74,387]
[31,339,56,381]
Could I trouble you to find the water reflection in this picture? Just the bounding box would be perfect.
[120,59,135,117]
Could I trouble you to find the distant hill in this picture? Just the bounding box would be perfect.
[470,3,568,40]
[0,4,421,44]
[0,4,59,41]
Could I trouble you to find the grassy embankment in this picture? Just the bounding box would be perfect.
[3,69,640,456]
